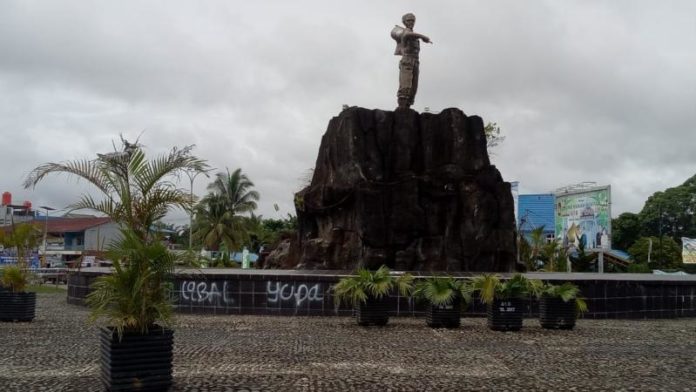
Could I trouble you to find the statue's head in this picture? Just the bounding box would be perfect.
[402,13,415,28]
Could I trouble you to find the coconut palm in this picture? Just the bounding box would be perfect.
[24,136,208,241]
[193,168,259,251]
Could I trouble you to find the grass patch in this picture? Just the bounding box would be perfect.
[27,284,67,294]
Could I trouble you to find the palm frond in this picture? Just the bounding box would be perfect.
[332,265,414,308]
[471,274,500,304]
[23,159,111,195]
[413,276,465,306]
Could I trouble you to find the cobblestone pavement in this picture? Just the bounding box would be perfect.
[1,292,696,391]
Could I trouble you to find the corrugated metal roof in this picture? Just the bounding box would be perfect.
[518,194,555,233]
[44,217,113,233]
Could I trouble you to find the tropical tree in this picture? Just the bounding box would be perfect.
[520,226,546,270]
[484,122,505,150]
[0,223,41,293]
[193,168,259,252]
[244,213,298,253]
[639,175,696,241]
[538,239,569,272]
[628,236,682,269]
[569,242,596,272]
[24,136,208,241]
[611,212,642,252]
[0,223,42,268]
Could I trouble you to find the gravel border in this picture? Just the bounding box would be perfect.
[1,292,695,391]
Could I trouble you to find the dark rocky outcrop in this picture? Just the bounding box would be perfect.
[266,107,519,271]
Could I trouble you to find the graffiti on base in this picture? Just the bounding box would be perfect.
[266,281,324,307]
[179,280,235,305]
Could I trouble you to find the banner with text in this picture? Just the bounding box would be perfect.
[555,186,611,251]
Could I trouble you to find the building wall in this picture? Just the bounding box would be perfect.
[84,222,121,251]
[518,194,556,241]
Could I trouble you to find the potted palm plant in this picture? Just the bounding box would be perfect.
[332,265,413,326]
[471,274,538,331]
[87,229,176,390]
[25,136,207,391]
[413,276,471,328]
[0,265,35,322]
[0,223,41,322]
[537,282,587,330]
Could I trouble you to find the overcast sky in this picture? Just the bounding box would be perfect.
[1,0,694,225]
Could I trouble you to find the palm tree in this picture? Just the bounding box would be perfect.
[24,136,208,241]
[527,226,546,270]
[193,168,259,252]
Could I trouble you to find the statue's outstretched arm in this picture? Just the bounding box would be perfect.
[403,31,432,43]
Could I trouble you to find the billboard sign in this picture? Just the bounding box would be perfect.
[682,237,696,264]
[555,185,611,251]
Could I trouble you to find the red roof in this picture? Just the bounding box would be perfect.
[44,217,113,233]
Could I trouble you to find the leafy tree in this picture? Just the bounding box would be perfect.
[539,240,569,272]
[151,221,188,247]
[245,213,299,252]
[628,236,681,269]
[569,242,596,272]
[484,122,505,150]
[24,136,208,241]
[639,175,696,241]
[626,263,651,273]
[609,175,696,255]
[244,214,274,253]
[611,212,642,251]
[193,168,259,252]
[519,226,545,271]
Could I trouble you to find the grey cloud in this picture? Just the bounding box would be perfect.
[1,0,695,224]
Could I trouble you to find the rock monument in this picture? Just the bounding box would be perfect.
[264,107,519,271]
[262,14,518,272]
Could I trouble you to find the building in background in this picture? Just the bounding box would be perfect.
[0,192,36,226]
[517,193,556,243]
[40,217,120,265]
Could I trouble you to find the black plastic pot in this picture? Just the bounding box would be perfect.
[426,296,462,328]
[100,326,174,391]
[0,291,36,322]
[356,295,389,326]
[487,298,524,331]
[539,296,577,330]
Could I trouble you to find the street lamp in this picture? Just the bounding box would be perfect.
[39,206,56,257]
[184,168,215,251]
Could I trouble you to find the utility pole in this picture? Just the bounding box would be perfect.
[39,206,56,267]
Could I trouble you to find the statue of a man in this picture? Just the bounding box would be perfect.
[392,13,432,109]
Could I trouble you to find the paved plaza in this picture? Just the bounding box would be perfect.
[1,292,696,391]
